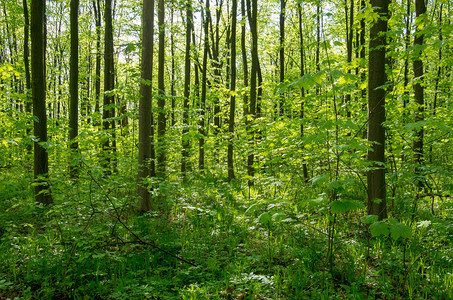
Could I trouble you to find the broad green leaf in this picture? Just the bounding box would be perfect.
[361,215,378,224]
[258,212,271,225]
[370,221,389,237]
[272,212,286,222]
[330,200,364,214]
[390,223,412,240]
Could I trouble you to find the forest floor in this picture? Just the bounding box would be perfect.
[1,164,453,299]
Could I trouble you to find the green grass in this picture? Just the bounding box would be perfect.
[1,165,452,299]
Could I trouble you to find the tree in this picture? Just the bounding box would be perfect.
[246,0,258,185]
[137,0,156,212]
[102,0,117,172]
[367,0,389,220]
[227,0,237,181]
[23,0,32,151]
[278,0,285,117]
[181,0,192,177]
[69,0,79,177]
[412,0,426,187]
[156,0,166,177]
[31,0,52,204]
[92,0,102,121]
[198,0,210,171]
[298,2,308,180]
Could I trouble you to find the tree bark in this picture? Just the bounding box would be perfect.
[31,0,52,204]
[156,0,166,177]
[227,0,237,181]
[103,0,117,173]
[199,1,210,172]
[138,0,155,212]
[412,0,426,187]
[278,0,285,117]
[181,0,192,177]
[93,0,102,122]
[69,0,79,177]
[367,0,389,220]
[298,3,308,180]
[246,0,258,185]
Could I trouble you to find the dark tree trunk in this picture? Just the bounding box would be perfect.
[227,0,237,181]
[246,0,258,185]
[412,0,426,187]
[241,0,249,118]
[138,0,155,212]
[298,3,308,180]
[367,0,389,220]
[103,0,117,172]
[69,0,79,177]
[344,0,353,119]
[170,6,176,127]
[31,0,52,204]
[93,0,102,121]
[156,0,166,177]
[181,0,192,177]
[278,0,285,117]
[23,0,32,152]
[199,2,210,172]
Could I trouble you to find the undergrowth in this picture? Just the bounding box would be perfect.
[1,164,453,299]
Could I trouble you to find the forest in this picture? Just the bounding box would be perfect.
[0,0,452,298]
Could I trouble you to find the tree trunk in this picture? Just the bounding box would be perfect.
[23,0,32,152]
[227,0,237,181]
[93,0,102,122]
[246,0,258,186]
[138,0,155,212]
[367,0,389,220]
[69,0,79,177]
[103,0,117,173]
[412,0,426,187]
[198,2,209,172]
[31,0,52,204]
[156,0,166,177]
[181,0,192,177]
[298,3,308,180]
[278,0,285,117]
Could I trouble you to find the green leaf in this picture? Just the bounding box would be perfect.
[310,174,329,186]
[390,223,412,240]
[258,212,271,225]
[370,221,389,237]
[361,215,378,224]
[330,200,364,214]
[272,212,286,222]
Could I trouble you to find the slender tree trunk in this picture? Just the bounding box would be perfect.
[413,0,426,187]
[367,0,389,220]
[181,0,192,176]
[403,0,411,114]
[298,3,308,180]
[103,0,117,172]
[31,0,52,204]
[278,0,285,117]
[199,2,209,171]
[344,0,353,119]
[246,0,258,185]
[69,0,79,177]
[227,0,237,181]
[23,0,32,152]
[156,0,166,177]
[138,0,155,212]
[241,0,249,118]
[170,6,176,127]
[93,0,102,122]
[431,4,443,163]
